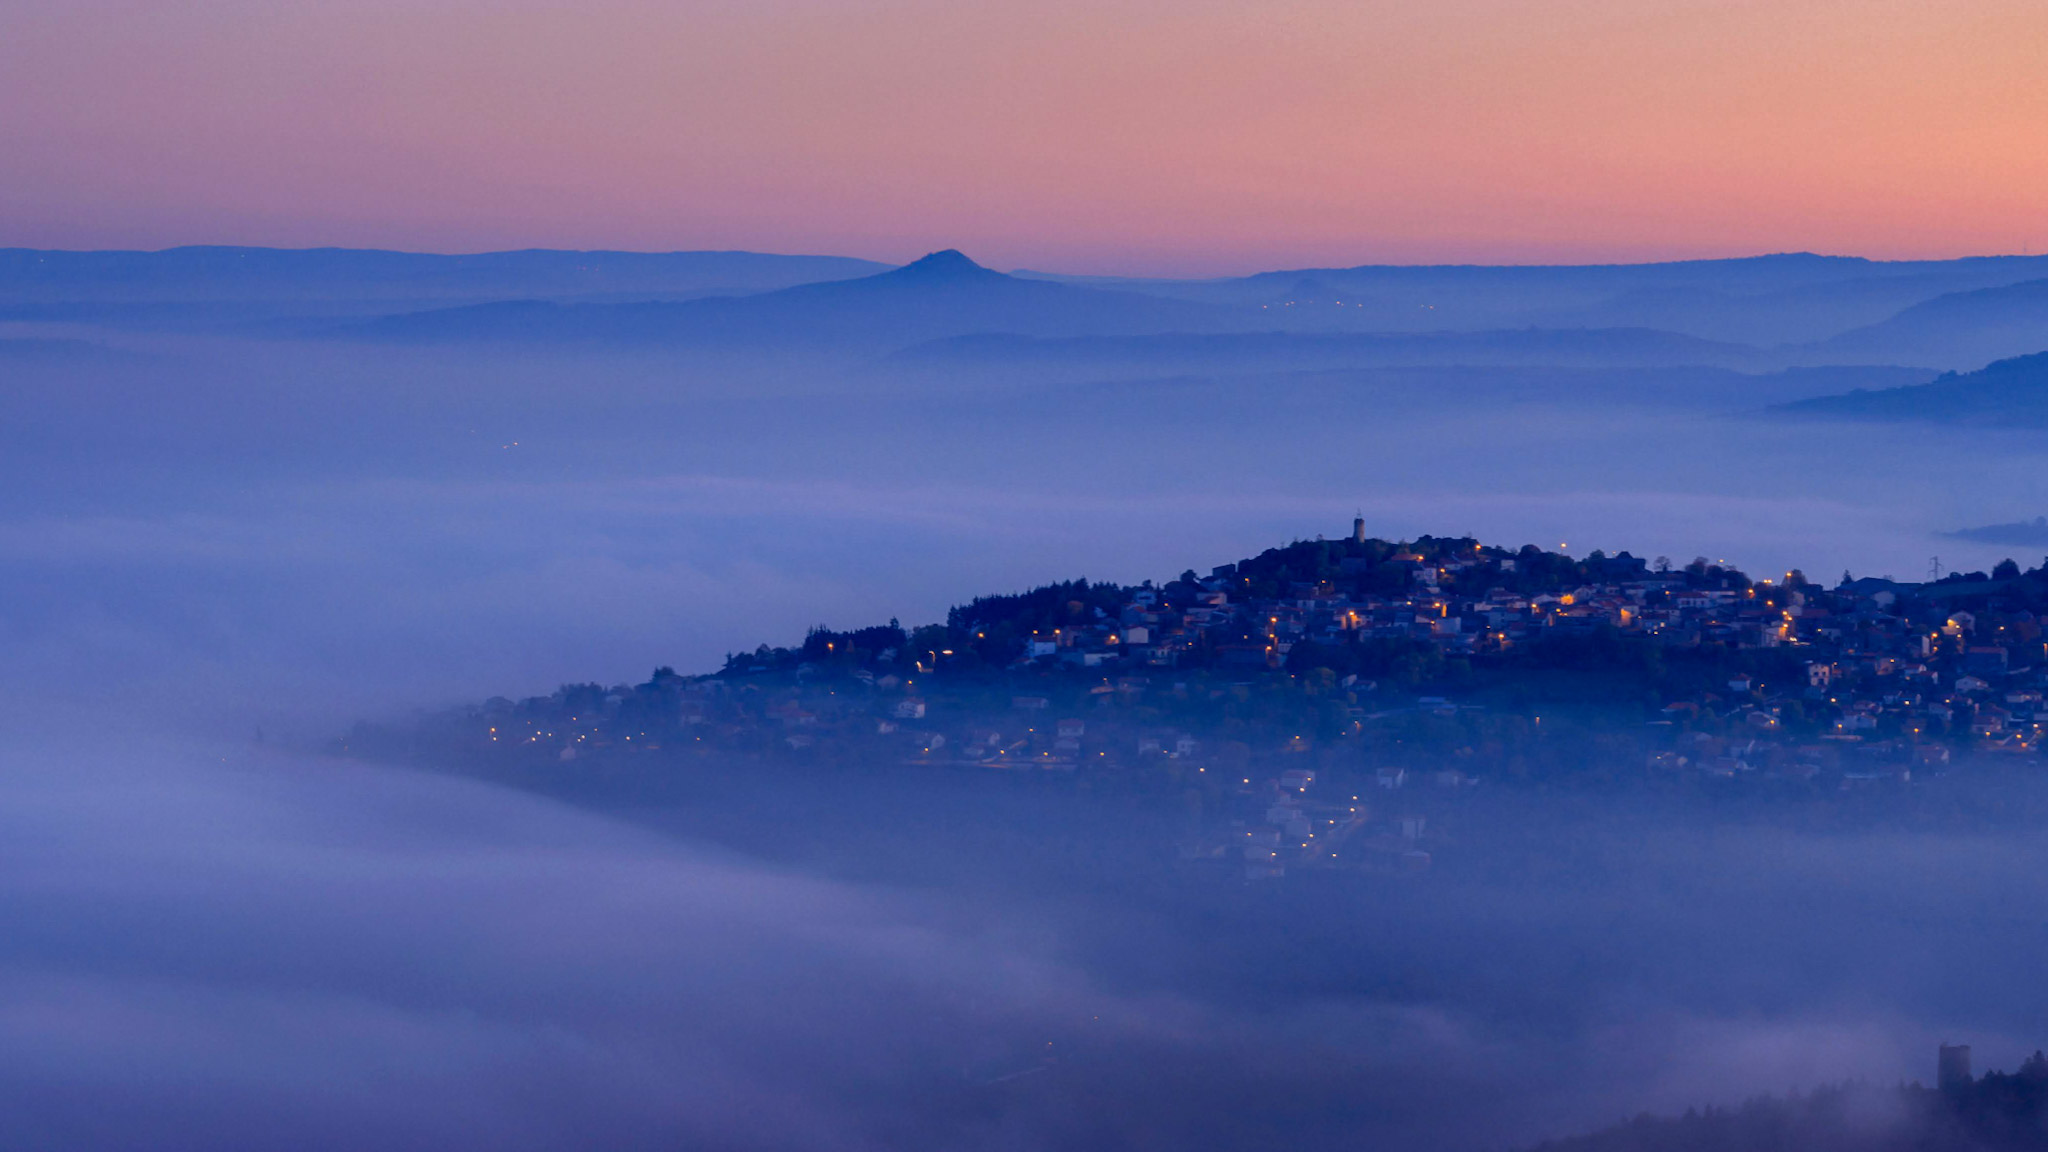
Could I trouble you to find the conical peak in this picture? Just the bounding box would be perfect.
[893,249,995,279]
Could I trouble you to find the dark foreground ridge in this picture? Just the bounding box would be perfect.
[1535,1046,2048,1152]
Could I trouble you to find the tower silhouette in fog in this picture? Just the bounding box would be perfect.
[1939,1043,1973,1092]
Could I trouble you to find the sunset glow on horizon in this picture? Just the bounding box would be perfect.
[5,0,2046,275]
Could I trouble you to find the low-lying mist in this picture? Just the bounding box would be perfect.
[9,310,2048,1147]
[5,718,2046,1150]
[4,332,2045,731]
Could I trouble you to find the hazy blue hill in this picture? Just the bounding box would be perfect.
[22,246,2048,353]
[0,245,892,304]
[1532,272,2041,346]
[889,326,1784,373]
[346,249,1237,349]
[1243,252,2048,300]
[1061,254,2048,346]
[1947,517,2048,548]
[1775,350,2048,423]
[1812,279,2048,369]
[1053,253,1897,324]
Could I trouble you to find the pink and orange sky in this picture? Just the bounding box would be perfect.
[4,0,2045,275]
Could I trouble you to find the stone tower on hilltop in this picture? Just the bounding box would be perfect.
[1939,1043,1973,1092]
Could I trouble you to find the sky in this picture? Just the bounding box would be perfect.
[4,0,2047,275]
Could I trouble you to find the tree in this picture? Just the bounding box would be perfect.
[1995,558,2021,580]
[908,624,950,663]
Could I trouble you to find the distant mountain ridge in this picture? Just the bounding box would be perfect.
[1810,278,2048,369]
[353,247,2048,368]
[1060,253,2048,346]
[347,250,1236,350]
[1947,517,2048,548]
[1775,351,2048,423]
[14,243,2048,367]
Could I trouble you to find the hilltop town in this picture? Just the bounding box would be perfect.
[355,525,2048,879]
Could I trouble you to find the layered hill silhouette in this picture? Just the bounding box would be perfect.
[1091,253,2048,346]
[361,248,2048,371]
[1812,279,2048,369]
[17,243,2048,369]
[1777,351,2048,423]
[347,250,1235,349]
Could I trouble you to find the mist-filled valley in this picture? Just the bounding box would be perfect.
[17,723,2048,1150]
[9,246,2048,1148]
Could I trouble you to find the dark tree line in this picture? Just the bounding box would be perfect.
[1533,1056,2048,1152]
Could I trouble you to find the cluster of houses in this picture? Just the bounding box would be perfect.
[425,531,2048,880]
[1007,555,1986,675]
[977,539,2048,774]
